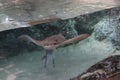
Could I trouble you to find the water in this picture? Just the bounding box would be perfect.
[0,36,115,80]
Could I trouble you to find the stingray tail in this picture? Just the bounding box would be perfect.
[43,50,55,68]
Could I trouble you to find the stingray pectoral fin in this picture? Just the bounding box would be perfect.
[57,34,90,47]
[18,35,44,47]
[67,34,89,43]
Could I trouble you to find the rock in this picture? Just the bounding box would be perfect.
[94,15,120,49]
[102,72,120,80]
[0,0,119,31]
[70,55,120,80]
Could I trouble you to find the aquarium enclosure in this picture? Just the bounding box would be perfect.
[0,0,120,80]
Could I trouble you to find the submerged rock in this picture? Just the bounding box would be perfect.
[94,16,120,49]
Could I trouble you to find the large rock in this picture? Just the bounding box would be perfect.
[0,0,120,31]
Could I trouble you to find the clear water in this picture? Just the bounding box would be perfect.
[0,36,115,80]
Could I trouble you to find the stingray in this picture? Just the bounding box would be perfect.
[18,33,89,68]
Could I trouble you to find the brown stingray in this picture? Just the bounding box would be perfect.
[18,34,66,50]
[18,33,89,68]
